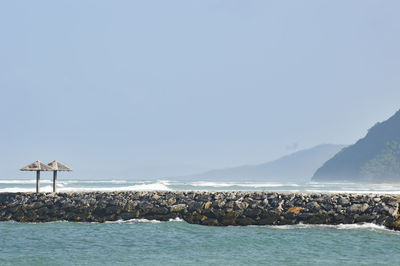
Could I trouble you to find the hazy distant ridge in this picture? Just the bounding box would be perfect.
[187,144,345,182]
[312,109,400,182]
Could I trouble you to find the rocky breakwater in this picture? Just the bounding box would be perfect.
[1,191,400,230]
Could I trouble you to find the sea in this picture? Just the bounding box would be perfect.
[1,179,400,265]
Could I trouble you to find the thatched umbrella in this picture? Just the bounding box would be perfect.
[47,160,72,192]
[20,160,54,193]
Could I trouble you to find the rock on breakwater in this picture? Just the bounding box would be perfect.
[1,191,400,230]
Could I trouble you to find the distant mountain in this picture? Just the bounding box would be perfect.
[186,144,345,182]
[312,109,400,182]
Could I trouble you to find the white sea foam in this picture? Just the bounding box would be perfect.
[189,181,235,187]
[335,223,387,230]
[304,189,400,194]
[0,181,171,192]
[60,182,171,192]
[0,179,148,185]
[0,185,55,193]
[105,218,162,224]
[0,180,52,184]
[189,181,299,188]
[270,223,392,232]
[308,181,358,185]
[240,183,300,188]
[169,217,184,222]
[104,217,184,224]
[2,179,400,193]
[62,180,130,185]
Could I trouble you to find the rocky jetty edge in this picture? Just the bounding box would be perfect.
[1,191,400,230]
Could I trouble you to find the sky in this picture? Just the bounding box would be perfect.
[1,1,400,179]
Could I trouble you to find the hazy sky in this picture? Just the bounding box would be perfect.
[1,1,400,179]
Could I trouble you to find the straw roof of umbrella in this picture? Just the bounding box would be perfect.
[47,160,72,171]
[20,160,54,171]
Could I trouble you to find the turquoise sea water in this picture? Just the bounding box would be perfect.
[2,179,400,265]
[1,220,400,266]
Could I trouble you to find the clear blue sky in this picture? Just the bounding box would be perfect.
[1,1,399,179]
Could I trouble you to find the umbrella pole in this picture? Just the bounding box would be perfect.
[36,170,40,193]
[53,171,57,193]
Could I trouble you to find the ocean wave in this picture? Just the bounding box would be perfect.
[304,189,400,194]
[62,183,170,192]
[0,179,163,185]
[269,223,395,232]
[104,217,183,224]
[240,183,300,188]
[189,182,236,187]
[0,182,171,192]
[61,180,130,185]
[3,220,397,234]
[0,180,53,184]
[188,181,300,188]
[2,179,400,193]
[308,181,358,185]
[0,185,55,193]
[105,219,162,224]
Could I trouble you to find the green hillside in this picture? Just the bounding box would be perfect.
[312,109,400,182]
